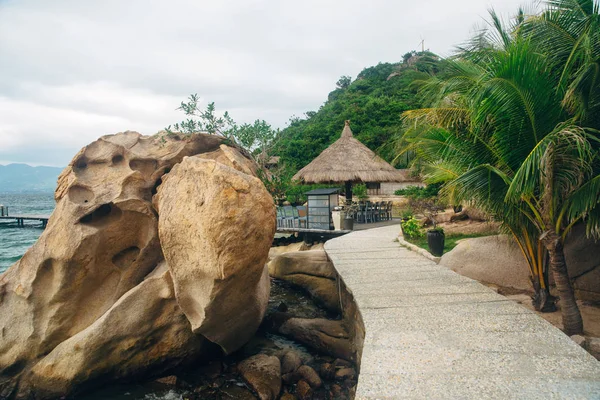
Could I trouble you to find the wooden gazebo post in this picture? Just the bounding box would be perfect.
[345,181,353,205]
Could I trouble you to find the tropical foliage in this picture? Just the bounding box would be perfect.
[352,183,368,200]
[166,95,279,168]
[394,183,441,198]
[401,217,423,239]
[397,0,600,335]
[273,53,444,171]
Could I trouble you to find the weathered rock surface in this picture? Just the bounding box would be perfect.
[280,351,302,375]
[565,224,600,302]
[329,383,343,398]
[278,318,354,362]
[238,354,281,400]
[295,365,322,389]
[335,368,356,381]
[439,235,531,290]
[155,375,179,386]
[0,132,275,399]
[155,157,274,353]
[268,242,325,261]
[268,250,341,313]
[571,335,587,347]
[587,337,600,361]
[320,363,335,380]
[281,365,322,389]
[295,380,312,400]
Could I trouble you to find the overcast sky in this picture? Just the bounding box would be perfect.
[0,0,527,167]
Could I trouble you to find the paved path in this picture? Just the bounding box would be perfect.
[324,225,600,399]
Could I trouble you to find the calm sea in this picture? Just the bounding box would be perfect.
[0,193,55,273]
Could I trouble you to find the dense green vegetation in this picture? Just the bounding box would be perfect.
[273,52,444,171]
[394,183,441,198]
[399,0,600,335]
[400,217,423,239]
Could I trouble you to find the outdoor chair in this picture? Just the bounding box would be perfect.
[355,202,366,223]
[381,202,387,221]
[365,201,375,223]
[375,201,384,222]
[283,206,295,228]
[276,207,284,227]
[292,206,300,228]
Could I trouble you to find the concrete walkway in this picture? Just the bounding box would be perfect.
[324,225,600,399]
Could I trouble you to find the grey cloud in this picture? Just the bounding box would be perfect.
[0,0,526,166]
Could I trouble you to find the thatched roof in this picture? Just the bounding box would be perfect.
[293,121,406,184]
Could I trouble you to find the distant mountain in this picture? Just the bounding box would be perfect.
[0,164,63,193]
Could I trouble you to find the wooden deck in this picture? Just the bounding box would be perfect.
[0,214,50,228]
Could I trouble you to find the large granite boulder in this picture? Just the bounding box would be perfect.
[439,235,531,290]
[0,132,276,399]
[155,157,274,353]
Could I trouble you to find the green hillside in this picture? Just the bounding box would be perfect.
[273,51,444,172]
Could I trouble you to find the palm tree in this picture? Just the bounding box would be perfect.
[522,0,600,128]
[399,6,600,335]
[518,0,600,334]
[506,124,598,335]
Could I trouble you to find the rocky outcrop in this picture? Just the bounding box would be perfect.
[0,132,276,399]
[268,250,341,313]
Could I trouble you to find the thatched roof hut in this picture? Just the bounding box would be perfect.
[293,121,403,184]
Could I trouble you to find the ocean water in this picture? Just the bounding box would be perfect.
[0,193,55,273]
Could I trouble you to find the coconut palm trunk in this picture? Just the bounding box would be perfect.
[541,230,584,335]
[510,229,555,312]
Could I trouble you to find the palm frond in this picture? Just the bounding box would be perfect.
[562,173,600,237]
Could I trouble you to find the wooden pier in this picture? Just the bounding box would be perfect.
[0,214,50,228]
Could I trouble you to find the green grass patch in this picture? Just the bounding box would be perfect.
[404,233,492,255]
